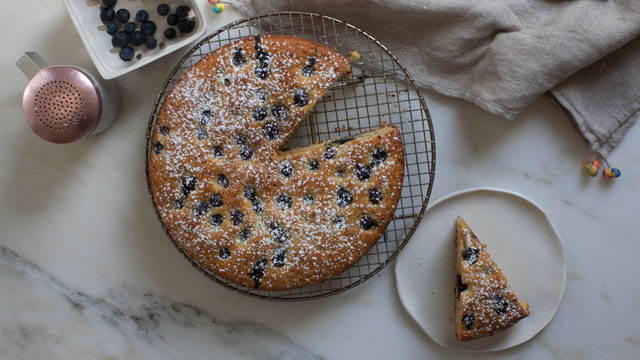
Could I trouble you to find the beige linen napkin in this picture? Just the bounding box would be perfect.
[227,0,640,155]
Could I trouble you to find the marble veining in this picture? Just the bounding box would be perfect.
[0,247,322,360]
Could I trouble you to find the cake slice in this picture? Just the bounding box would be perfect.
[454,217,530,341]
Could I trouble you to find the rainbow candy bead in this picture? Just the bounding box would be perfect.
[602,166,621,179]
[212,3,224,13]
[583,160,600,177]
[207,0,220,4]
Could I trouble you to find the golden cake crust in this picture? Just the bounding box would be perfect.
[454,217,530,341]
[148,35,405,290]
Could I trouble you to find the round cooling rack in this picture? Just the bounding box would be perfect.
[145,12,436,300]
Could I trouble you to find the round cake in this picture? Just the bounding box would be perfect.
[148,34,405,290]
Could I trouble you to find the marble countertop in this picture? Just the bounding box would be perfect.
[2,2,639,359]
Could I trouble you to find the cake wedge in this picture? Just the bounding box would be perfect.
[454,216,530,341]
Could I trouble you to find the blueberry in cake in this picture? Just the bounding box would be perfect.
[148,35,405,291]
[454,217,530,341]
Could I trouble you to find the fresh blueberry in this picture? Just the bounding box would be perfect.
[180,176,197,197]
[135,10,148,22]
[337,188,353,207]
[119,46,134,61]
[270,104,289,121]
[211,214,223,227]
[100,7,115,22]
[244,187,257,201]
[106,21,118,35]
[167,13,179,26]
[176,5,190,18]
[355,163,371,181]
[302,65,314,77]
[268,221,288,243]
[113,30,130,47]
[461,248,480,265]
[302,57,316,77]
[275,194,292,210]
[209,193,223,207]
[293,89,309,107]
[253,107,267,121]
[141,20,156,35]
[173,198,185,209]
[491,296,509,314]
[280,162,293,177]
[262,122,280,141]
[218,247,230,260]
[308,159,319,171]
[194,201,210,217]
[111,35,117,47]
[102,0,117,7]
[200,109,212,124]
[323,147,337,160]
[123,21,135,34]
[163,27,176,39]
[144,37,158,49]
[232,47,246,66]
[255,63,270,80]
[115,8,130,23]
[211,145,223,157]
[239,228,250,241]
[272,247,286,267]
[249,259,268,288]
[461,314,474,329]
[371,148,388,165]
[157,3,170,16]
[230,209,244,226]
[360,216,378,230]
[252,199,264,214]
[153,141,163,154]
[196,128,207,140]
[456,274,468,299]
[239,144,253,160]
[177,18,195,33]
[131,31,145,46]
[368,187,384,204]
[217,174,229,188]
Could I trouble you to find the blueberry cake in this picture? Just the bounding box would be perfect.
[455,217,530,341]
[148,35,405,290]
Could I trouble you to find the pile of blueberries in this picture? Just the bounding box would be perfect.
[99,0,196,62]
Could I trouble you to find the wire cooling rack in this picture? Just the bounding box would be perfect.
[145,12,436,300]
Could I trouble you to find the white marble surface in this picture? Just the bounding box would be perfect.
[2,1,640,359]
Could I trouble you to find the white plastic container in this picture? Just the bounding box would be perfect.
[63,0,207,79]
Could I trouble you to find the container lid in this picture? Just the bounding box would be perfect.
[22,65,102,143]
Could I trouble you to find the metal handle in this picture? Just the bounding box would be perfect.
[15,52,49,80]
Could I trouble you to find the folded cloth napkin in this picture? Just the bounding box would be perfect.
[227,0,640,156]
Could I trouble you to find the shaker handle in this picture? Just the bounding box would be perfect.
[15,52,49,80]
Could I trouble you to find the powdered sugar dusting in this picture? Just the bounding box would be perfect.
[148,35,405,290]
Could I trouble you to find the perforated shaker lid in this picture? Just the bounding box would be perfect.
[22,66,102,144]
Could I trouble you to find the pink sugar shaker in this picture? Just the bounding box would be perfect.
[16,52,119,143]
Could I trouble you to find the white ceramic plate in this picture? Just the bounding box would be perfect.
[395,187,566,352]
